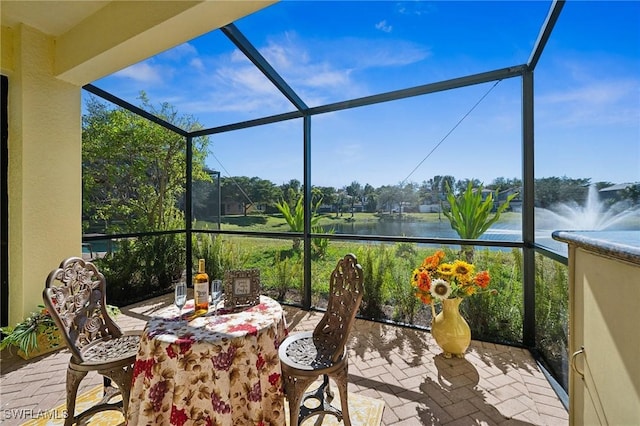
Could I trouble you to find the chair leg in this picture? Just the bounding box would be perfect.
[323,374,334,399]
[282,372,316,426]
[103,365,134,415]
[332,362,351,426]
[65,367,87,426]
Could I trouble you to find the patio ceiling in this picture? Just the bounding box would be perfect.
[1,0,276,85]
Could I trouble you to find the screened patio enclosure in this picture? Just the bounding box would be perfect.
[80,0,640,404]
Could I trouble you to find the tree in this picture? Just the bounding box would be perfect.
[345,181,363,217]
[622,183,640,204]
[220,176,279,216]
[279,179,302,209]
[82,94,210,232]
[455,178,481,194]
[488,177,522,193]
[535,176,590,208]
[376,185,402,213]
[363,184,377,212]
[313,186,337,211]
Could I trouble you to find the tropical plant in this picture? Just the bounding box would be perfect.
[275,196,322,251]
[0,305,120,357]
[443,182,516,262]
[389,252,420,324]
[0,306,58,356]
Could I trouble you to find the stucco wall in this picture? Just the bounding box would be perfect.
[3,24,81,325]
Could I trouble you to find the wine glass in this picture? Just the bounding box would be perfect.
[174,282,187,320]
[210,280,222,316]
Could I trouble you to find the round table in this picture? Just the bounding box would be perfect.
[127,295,287,426]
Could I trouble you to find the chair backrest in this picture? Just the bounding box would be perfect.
[313,253,364,363]
[43,257,122,362]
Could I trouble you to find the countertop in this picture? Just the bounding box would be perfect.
[552,230,640,265]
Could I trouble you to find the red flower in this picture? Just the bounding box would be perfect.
[166,345,177,359]
[256,353,266,370]
[176,338,194,354]
[248,303,267,313]
[170,405,188,426]
[228,323,258,336]
[133,358,155,381]
[474,270,491,289]
[268,372,280,387]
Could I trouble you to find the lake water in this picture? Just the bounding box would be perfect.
[322,219,522,242]
[320,218,574,255]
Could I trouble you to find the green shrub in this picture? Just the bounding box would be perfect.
[192,234,249,280]
[311,225,332,259]
[356,244,393,319]
[388,250,420,323]
[461,248,523,343]
[265,251,303,301]
[96,233,185,306]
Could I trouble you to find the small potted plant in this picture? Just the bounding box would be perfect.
[0,304,122,359]
[0,305,64,359]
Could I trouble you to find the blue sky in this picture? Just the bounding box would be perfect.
[89,1,640,189]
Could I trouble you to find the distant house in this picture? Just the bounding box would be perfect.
[497,188,522,212]
[599,183,636,202]
[221,201,260,215]
[419,204,442,213]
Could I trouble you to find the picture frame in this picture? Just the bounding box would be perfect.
[223,269,261,309]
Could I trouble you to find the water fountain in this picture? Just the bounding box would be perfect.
[536,185,640,231]
[535,185,640,253]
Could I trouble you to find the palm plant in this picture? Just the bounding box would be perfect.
[275,196,322,252]
[443,182,516,262]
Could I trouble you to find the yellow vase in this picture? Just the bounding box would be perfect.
[431,297,471,358]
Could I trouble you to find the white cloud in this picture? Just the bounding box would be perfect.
[375,20,393,33]
[189,58,205,71]
[113,62,163,84]
[539,79,639,126]
[158,42,198,61]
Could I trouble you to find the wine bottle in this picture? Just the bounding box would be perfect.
[193,259,209,316]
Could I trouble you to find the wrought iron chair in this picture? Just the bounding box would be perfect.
[279,253,364,426]
[43,257,141,425]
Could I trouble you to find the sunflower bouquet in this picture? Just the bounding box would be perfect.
[411,250,495,305]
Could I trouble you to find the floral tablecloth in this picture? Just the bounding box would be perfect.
[127,295,288,426]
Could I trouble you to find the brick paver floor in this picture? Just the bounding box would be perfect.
[1,293,568,425]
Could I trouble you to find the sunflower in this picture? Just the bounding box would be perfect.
[463,285,477,296]
[429,279,452,301]
[452,260,474,283]
[411,252,496,305]
[436,263,454,277]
